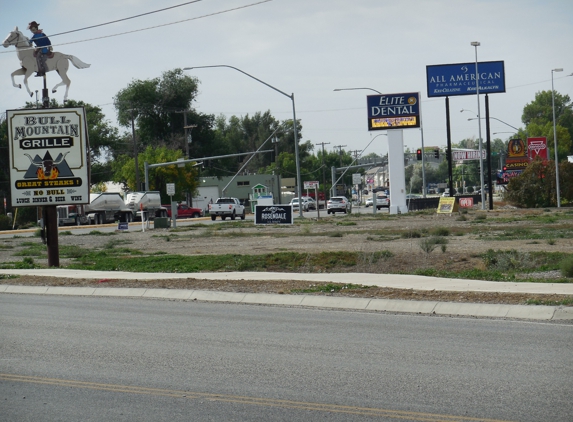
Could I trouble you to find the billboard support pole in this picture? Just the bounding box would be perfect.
[485,95,494,210]
[41,75,59,267]
[445,97,454,196]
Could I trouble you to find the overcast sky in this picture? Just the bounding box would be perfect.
[2,0,573,158]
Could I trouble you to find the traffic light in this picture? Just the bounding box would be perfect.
[416,149,422,160]
[502,166,507,172]
[434,148,440,159]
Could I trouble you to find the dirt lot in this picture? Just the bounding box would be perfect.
[2,206,573,305]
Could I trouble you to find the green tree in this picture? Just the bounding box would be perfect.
[114,69,204,150]
[505,158,573,207]
[522,90,573,156]
[111,146,199,202]
[525,121,572,162]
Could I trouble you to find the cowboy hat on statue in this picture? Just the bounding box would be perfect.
[27,21,52,77]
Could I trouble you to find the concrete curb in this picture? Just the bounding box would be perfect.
[1,284,570,321]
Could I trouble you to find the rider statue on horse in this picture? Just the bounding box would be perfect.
[27,21,52,77]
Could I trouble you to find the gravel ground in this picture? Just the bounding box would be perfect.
[2,207,572,305]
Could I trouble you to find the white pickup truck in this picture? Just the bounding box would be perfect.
[208,197,246,221]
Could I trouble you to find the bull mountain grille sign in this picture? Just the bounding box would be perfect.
[7,107,90,207]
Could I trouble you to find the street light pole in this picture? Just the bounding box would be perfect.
[471,41,486,209]
[551,68,563,208]
[183,65,303,216]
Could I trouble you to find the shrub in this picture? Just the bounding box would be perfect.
[402,230,422,238]
[431,227,450,236]
[419,236,448,254]
[560,256,573,278]
[0,215,12,231]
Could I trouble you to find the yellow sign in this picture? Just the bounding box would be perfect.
[437,197,458,214]
[370,116,418,128]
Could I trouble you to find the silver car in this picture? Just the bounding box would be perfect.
[365,195,390,209]
[289,197,309,212]
[327,196,352,214]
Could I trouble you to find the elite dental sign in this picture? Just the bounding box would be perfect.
[367,92,420,131]
[7,107,90,208]
[426,61,505,98]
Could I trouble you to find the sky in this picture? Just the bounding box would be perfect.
[2,0,573,160]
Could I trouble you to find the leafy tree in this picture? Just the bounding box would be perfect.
[505,158,573,207]
[114,69,204,150]
[525,121,572,162]
[522,90,573,156]
[111,146,199,202]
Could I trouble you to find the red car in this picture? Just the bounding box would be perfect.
[163,204,204,219]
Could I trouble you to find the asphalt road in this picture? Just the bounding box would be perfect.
[1,295,572,421]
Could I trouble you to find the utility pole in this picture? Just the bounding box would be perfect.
[127,109,140,190]
[333,144,347,167]
[315,141,330,204]
[176,110,196,158]
[273,136,281,203]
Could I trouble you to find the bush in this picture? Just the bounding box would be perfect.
[0,214,12,231]
[419,236,448,254]
[560,256,573,278]
[431,227,450,236]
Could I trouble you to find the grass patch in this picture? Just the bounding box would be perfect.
[65,251,362,273]
[87,230,116,236]
[526,297,573,306]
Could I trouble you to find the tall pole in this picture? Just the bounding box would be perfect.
[420,116,427,198]
[471,41,486,209]
[130,109,140,191]
[42,74,59,267]
[485,95,493,210]
[551,68,563,208]
[183,65,303,217]
[445,97,454,196]
[316,141,330,206]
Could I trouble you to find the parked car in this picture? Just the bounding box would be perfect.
[327,196,352,214]
[290,197,309,212]
[302,196,317,210]
[163,204,204,219]
[365,195,390,209]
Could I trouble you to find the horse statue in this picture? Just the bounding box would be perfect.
[2,27,90,102]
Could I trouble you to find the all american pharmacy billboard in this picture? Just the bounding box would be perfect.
[426,61,505,98]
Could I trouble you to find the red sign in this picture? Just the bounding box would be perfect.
[458,197,474,208]
[528,137,548,160]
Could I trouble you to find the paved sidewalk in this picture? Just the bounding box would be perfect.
[1,269,572,321]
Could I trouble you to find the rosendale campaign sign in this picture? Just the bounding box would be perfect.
[426,61,505,98]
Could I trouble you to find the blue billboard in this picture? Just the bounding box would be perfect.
[367,92,420,131]
[426,61,505,98]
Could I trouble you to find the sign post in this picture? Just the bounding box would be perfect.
[367,92,420,214]
[304,180,320,218]
[7,107,90,266]
[166,182,176,228]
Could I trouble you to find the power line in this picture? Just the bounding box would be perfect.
[50,0,204,38]
[1,0,272,54]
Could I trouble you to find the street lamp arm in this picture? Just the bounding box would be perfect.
[334,87,383,94]
[184,65,292,100]
[467,117,519,132]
